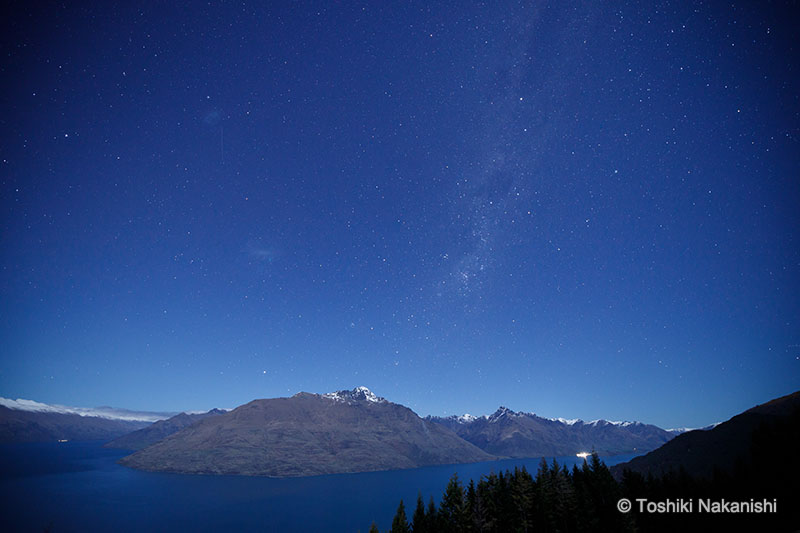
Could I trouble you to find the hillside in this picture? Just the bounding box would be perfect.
[611,390,800,480]
[105,409,226,450]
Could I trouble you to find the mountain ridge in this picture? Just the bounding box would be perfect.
[118,387,495,477]
[1,389,687,455]
[427,405,676,457]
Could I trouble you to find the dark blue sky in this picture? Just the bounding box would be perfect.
[2,1,798,428]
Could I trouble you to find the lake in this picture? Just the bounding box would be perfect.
[0,441,638,532]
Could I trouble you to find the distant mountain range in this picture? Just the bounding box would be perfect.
[0,397,177,444]
[119,387,494,477]
[104,409,227,450]
[2,387,720,478]
[612,390,800,480]
[427,406,674,457]
[0,405,152,443]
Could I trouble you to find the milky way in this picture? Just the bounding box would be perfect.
[1,1,797,428]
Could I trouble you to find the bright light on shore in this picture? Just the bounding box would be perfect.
[576,452,590,459]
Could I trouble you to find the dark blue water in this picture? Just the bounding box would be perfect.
[0,441,638,532]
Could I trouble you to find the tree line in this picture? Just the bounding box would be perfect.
[369,454,630,533]
[367,440,796,532]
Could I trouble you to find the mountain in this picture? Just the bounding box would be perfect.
[119,387,494,477]
[611,390,800,480]
[105,409,227,450]
[0,405,152,443]
[427,407,674,457]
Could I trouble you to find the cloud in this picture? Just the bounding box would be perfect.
[0,397,173,422]
[246,242,278,263]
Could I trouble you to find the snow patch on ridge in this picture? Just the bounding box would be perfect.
[584,419,639,427]
[445,408,645,428]
[185,408,230,415]
[667,423,719,434]
[550,417,581,425]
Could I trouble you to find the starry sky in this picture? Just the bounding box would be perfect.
[1,1,798,429]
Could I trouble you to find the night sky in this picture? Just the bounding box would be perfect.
[2,1,798,429]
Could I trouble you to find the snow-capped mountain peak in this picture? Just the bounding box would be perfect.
[442,408,660,430]
[542,417,643,428]
[435,413,483,424]
[322,386,386,404]
[488,406,520,422]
